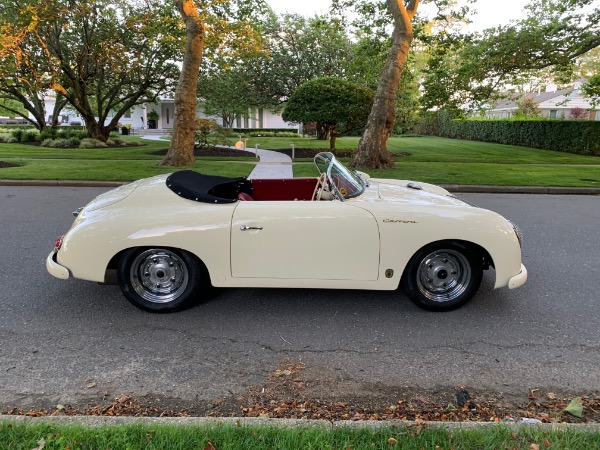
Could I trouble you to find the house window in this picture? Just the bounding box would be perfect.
[166,108,170,124]
[236,114,242,128]
[549,110,557,119]
[124,108,131,119]
[244,114,249,128]
[258,108,264,128]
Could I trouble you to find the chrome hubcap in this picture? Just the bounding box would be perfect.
[130,249,188,303]
[416,249,471,303]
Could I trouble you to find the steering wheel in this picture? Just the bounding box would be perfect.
[312,173,328,201]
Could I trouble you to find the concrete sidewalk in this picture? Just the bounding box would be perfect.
[233,146,293,179]
[138,137,294,179]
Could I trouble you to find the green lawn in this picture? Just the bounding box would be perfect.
[2,422,599,450]
[0,135,599,186]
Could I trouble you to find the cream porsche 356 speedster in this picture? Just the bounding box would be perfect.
[47,151,527,312]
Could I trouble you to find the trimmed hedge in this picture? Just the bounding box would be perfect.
[416,112,600,155]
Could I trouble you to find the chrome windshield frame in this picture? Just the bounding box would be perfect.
[313,152,366,201]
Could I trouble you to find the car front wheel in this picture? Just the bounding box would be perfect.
[402,242,483,311]
[117,248,203,313]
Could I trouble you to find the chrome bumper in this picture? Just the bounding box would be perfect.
[46,251,70,280]
[508,263,527,289]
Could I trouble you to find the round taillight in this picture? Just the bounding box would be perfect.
[54,235,63,250]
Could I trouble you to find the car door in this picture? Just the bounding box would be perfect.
[231,201,380,280]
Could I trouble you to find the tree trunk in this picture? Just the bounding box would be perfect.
[160,1,205,166]
[316,122,329,140]
[351,0,419,169]
[329,128,337,151]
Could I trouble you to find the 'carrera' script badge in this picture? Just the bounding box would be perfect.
[383,219,417,224]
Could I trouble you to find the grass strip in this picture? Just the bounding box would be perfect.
[292,161,600,187]
[1,135,599,186]
[1,421,600,450]
[0,159,255,181]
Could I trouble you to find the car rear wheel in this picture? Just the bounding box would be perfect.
[402,242,483,311]
[117,248,203,313]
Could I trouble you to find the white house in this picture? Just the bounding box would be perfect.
[36,97,299,131]
[118,100,298,131]
[486,80,600,121]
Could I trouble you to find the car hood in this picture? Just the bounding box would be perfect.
[366,178,468,207]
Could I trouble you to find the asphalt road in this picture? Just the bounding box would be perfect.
[1,186,599,411]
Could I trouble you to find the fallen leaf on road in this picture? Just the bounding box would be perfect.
[564,397,583,418]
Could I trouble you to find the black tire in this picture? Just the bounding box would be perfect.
[402,241,483,312]
[117,247,204,313]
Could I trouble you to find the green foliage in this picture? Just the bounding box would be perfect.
[416,112,600,155]
[79,138,108,149]
[282,77,374,149]
[421,0,600,111]
[0,0,182,139]
[10,129,24,141]
[244,14,354,107]
[194,119,231,149]
[514,98,542,118]
[0,99,27,117]
[582,74,600,108]
[48,138,71,148]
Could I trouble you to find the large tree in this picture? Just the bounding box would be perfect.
[161,0,268,166]
[421,0,600,112]
[350,0,420,169]
[0,2,68,130]
[282,77,374,151]
[0,0,182,140]
[244,14,354,108]
[161,0,205,167]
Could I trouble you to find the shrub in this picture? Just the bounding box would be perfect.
[66,137,81,147]
[49,138,71,148]
[21,130,39,143]
[39,130,57,141]
[41,139,54,147]
[0,135,8,143]
[274,131,300,137]
[10,129,24,141]
[57,129,88,140]
[195,118,231,148]
[79,138,107,149]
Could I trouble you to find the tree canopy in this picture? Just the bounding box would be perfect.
[282,77,374,150]
[421,0,600,112]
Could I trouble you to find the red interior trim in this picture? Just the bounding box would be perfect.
[250,178,317,201]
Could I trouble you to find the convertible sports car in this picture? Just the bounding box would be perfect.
[47,152,527,312]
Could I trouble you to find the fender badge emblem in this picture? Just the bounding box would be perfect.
[383,219,417,224]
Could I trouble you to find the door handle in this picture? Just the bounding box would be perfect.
[240,225,263,231]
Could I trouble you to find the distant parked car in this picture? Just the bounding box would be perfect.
[47,152,527,312]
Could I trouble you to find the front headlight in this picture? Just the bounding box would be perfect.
[507,220,523,247]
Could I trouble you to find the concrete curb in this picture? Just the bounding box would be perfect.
[2,415,600,431]
[1,179,599,195]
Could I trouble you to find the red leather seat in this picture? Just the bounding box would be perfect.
[237,192,254,201]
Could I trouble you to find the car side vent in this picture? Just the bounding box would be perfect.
[407,182,422,190]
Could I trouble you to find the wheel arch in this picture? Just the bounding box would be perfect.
[104,246,211,285]
[399,239,494,288]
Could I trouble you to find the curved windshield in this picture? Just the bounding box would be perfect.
[314,152,365,200]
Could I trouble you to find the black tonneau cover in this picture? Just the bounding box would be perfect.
[166,170,252,204]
